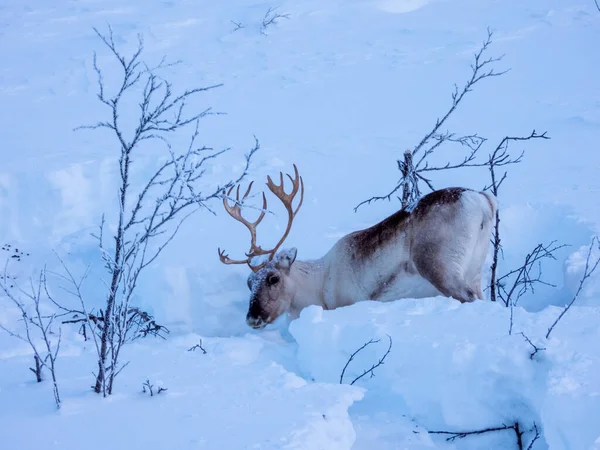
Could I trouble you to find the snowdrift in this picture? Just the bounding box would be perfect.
[290,298,600,449]
[0,334,363,450]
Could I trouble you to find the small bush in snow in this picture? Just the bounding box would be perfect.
[260,6,290,35]
[0,264,62,409]
[142,379,167,396]
[66,25,259,396]
[187,339,207,354]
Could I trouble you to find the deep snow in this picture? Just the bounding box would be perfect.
[1,0,600,448]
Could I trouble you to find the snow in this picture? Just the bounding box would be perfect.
[2,0,600,448]
[0,334,364,449]
[291,299,600,449]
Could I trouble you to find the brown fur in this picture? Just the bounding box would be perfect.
[348,188,466,262]
[411,187,465,218]
[347,209,410,261]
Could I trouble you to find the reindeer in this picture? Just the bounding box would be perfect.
[218,165,497,329]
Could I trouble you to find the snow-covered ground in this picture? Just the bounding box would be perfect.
[1,0,600,448]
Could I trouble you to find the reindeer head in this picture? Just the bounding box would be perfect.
[217,165,304,329]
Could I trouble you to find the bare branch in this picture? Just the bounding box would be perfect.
[518,333,546,360]
[188,339,207,353]
[339,335,392,385]
[142,379,167,396]
[260,6,290,35]
[484,130,550,304]
[353,180,403,212]
[429,421,539,450]
[412,29,508,158]
[546,236,600,339]
[430,423,517,443]
[526,423,540,450]
[500,241,567,335]
[230,20,244,32]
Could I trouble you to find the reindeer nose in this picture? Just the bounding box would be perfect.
[246,313,266,329]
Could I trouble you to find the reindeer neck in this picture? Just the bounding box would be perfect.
[288,258,327,317]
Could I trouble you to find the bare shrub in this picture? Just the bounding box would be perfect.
[260,6,290,35]
[69,26,259,396]
[0,264,61,408]
[142,379,167,396]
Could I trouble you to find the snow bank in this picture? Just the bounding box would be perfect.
[289,298,600,449]
[0,334,363,450]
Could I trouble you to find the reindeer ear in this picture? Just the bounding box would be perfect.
[275,248,297,271]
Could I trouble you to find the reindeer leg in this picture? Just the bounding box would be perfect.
[411,237,478,304]
[415,261,477,303]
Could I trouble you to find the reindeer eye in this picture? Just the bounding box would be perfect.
[267,275,280,286]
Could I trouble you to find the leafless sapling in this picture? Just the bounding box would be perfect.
[142,379,167,396]
[339,334,392,385]
[0,264,62,409]
[187,339,207,353]
[260,6,290,35]
[355,28,508,212]
[480,130,550,305]
[75,26,259,396]
[546,236,600,339]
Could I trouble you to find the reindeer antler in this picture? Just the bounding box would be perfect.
[261,163,304,257]
[217,164,304,272]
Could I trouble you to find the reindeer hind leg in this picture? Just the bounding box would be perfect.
[412,239,477,304]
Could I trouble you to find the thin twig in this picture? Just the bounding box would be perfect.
[339,335,392,385]
[429,421,539,450]
[526,423,540,450]
[546,236,600,339]
[500,241,567,334]
[518,333,546,360]
[429,424,516,442]
[230,20,244,31]
[260,6,290,35]
[188,339,207,353]
[485,130,550,304]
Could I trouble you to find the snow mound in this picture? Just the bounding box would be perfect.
[0,335,364,450]
[289,297,600,449]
